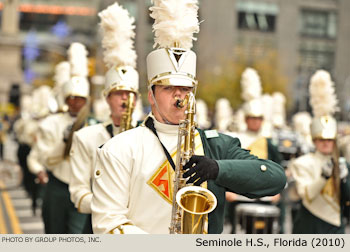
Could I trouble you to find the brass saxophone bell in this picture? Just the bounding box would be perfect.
[176,186,217,234]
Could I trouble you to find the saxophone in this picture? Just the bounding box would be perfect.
[119,92,136,133]
[169,92,217,234]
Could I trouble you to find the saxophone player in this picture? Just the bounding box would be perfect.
[91,0,286,234]
[68,3,139,234]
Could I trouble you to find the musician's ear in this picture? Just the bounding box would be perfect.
[148,89,155,106]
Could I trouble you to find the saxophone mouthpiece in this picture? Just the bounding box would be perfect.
[175,98,184,108]
[122,101,127,109]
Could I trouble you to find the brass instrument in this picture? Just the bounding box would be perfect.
[63,98,91,159]
[169,92,217,234]
[119,92,136,133]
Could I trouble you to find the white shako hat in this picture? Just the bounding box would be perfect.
[309,70,338,140]
[240,67,263,117]
[63,42,90,99]
[98,2,139,97]
[146,0,200,89]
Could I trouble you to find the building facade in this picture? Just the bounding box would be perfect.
[1,0,350,120]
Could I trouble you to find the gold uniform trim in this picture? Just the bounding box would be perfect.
[148,72,197,85]
[247,137,268,159]
[109,222,133,234]
[46,156,63,166]
[104,85,139,97]
[305,179,340,212]
[77,192,93,213]
[305,187,311,203]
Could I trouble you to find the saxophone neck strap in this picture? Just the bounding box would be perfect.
[105,124,114,138]
[145,117,176,171]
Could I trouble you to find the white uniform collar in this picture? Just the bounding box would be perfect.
[246,129,262,137]
[148,113,179,135]
[103,118,120,136]
[314,150,332,161]
[113,124,120,135]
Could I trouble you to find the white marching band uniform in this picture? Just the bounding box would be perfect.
[92,114,204,234]
[69,2,139,218]
[69,121,119,213]
[290,151,342,226]
[28,113,75,183]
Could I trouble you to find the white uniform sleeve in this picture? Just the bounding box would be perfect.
[27,144,45,175]
[91,146,147,234]
[36,119,65,169]
[69,132,93,214]
[290,158,326,202]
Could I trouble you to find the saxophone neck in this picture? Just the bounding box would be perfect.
[120,92,136,132]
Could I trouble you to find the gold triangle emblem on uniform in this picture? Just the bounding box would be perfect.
[247,137,268,159]
[147,155,175,204]
[167,48,188,72]
[321,177,337,199]
[147,132,204,204]
[320,177,340,211]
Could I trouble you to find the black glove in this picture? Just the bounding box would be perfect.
[182,155,219,186]
[63,124,73,143]
[321,159,333,179]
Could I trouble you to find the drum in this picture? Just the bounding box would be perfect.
[235,203,280,234]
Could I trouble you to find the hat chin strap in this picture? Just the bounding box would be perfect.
[150,89,175,125]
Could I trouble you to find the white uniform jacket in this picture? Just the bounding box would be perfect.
[69,121,118,214]
[92,116,191,234]
[27,113,75,184]
[290,151,341,226]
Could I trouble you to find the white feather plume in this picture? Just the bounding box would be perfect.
[67,42,89,77]
[54,61,70,87]
[309,70,338,117]
[272,92,286,105]
[240,67,262,101]
[293,111,312,135]
[150,0,200,50]
[98,2,136,69]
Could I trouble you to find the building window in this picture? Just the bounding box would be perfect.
[300,9,337,39]
[299,41,335,70]
[236,1,278,32]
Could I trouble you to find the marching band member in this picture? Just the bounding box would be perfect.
[14,94,44,215]
[91,0,286,234]
[225,67,283,233]
[69,2,139,234]
[27,43,91,233]
[290,70,350,233]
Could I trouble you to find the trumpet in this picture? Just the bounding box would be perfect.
[119,92,135,133]
[169,92,217,234]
